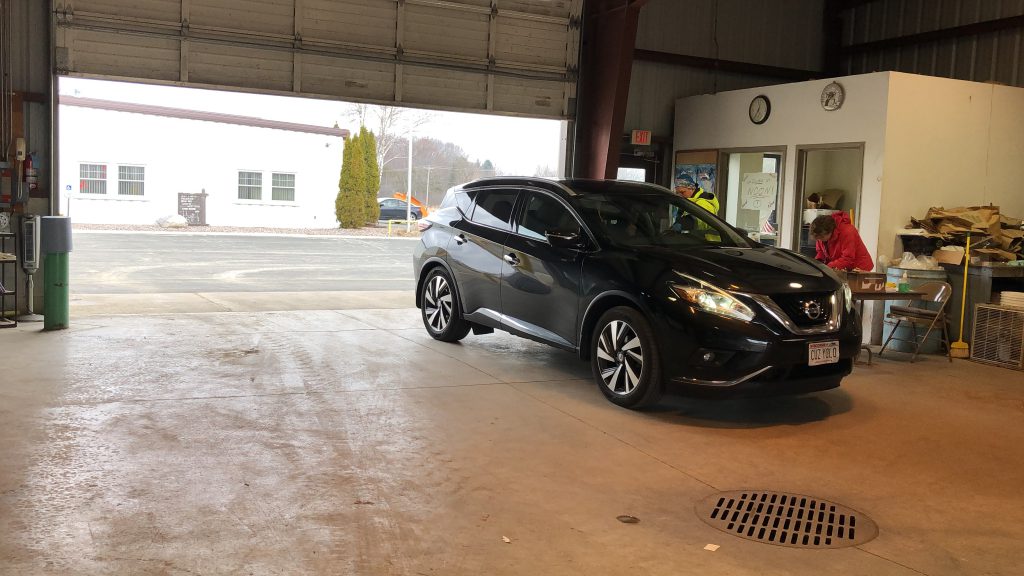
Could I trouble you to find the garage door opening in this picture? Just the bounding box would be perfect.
[57,77,566,308]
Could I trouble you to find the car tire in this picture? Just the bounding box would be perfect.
[421,267,471,342]
[591,306,662,409]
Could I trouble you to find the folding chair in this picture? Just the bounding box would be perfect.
[878,281,953,363]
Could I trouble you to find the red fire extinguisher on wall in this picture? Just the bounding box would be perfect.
[24,154,39,194]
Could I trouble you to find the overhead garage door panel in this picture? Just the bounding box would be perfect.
[403,67,487,111]
[189,44,294,92]
[404,4,489,61]
[68,29,181,82]
[501,0,574,19]
[492,75,566,116]
[301,55,395,102]
[55,0,581,119]
[70,0,181,23]
[496,16,570,69]
[303,0,396,51]
[190,0,294,37]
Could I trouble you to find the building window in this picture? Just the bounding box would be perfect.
[272,173,295,201]
[238,171,262,200]
[80,163,107,194]
[118,165,145,196]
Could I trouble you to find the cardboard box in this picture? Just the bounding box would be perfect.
[847,271,886,292]
[932,248,965,266]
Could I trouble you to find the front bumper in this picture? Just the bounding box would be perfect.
[653,299,860,398]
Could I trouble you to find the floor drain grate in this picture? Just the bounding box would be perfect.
[695,491,878,549]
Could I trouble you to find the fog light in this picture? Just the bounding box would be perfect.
[702,352,716,363]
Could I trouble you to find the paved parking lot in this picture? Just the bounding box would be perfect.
[71,231,418,294]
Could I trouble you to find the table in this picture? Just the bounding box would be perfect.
[850,289,926,364]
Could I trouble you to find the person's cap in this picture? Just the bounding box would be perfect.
[676,174,696,187]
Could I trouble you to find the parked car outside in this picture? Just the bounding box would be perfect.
[378,197,421,221]
[412,178,860,409]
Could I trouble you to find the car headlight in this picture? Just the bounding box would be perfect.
[842,282,853,312]
[670,276,755,322]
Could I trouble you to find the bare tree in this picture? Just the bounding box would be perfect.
[344,104,431,180]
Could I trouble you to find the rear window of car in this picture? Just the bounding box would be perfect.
[470,189,518,230]
[439,188,476,215]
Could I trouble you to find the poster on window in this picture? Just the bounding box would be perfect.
[740,172,778,211]
[673,150,717,198]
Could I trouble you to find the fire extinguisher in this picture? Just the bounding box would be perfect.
[24,154,39,194]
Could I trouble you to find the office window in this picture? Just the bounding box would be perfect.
[272,173,295,201]
[118,165,145,196]
[80,163,107,194]
[238,171,262,200]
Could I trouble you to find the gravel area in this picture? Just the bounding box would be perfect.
[72,223,421,237]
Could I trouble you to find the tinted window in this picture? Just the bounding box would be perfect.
[518,193,580,242]
[470,189,518,230]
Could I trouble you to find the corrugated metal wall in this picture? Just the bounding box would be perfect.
[842,0,1024,86]
[2,0,50,166]
[3,0,51,190]
[626,0,825,138]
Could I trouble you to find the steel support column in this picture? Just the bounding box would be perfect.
[574,0,646,180]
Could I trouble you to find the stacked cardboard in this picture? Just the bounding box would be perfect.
[909,205,1023,263]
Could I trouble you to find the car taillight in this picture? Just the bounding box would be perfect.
[417,220,432,232]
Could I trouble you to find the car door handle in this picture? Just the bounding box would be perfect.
[503,253,521,267]
[455,234,470,245]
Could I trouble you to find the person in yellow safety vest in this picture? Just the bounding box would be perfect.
[674,173,720,215]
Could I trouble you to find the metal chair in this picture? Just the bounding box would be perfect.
[878,281,953,363]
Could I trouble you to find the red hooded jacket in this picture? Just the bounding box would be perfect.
[815,212,874,271]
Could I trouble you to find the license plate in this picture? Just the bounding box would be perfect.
[808,341,840,366]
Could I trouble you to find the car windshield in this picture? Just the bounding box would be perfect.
[573,192,749,248]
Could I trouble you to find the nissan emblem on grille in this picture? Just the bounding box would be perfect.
[695,491,879,549]
[803,300,823,320]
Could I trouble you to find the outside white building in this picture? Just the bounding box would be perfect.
[59,96,348,229]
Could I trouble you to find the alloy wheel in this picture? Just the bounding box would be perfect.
[424,275,453,333]
[596,320,644,395]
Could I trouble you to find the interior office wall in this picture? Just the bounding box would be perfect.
[881,73,1024,258]
[986,85,1024,216]
[674,72,891,258]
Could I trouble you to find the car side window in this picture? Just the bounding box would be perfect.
[381,199,399,208]
[470,189,518,230]
[518,193,580,242]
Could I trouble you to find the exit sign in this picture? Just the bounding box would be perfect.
[630,130,651,145]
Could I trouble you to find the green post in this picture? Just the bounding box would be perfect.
[43,252,70,330]
[40,216,73,331]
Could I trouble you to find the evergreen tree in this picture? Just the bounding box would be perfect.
[360,126,381,223]
[336,133,368,228]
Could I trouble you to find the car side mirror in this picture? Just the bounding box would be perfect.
[546,230,588,250]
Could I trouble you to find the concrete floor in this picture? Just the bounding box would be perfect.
[1,293,1023,575]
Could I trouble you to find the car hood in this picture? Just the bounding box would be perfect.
[625,245,839,295]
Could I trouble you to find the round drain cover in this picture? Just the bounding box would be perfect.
[696,490,878,549]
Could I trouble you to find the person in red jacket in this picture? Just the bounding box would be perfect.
[810,212,874,271]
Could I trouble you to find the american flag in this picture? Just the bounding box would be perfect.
[761,218,776,234]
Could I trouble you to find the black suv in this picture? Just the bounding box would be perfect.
[413,178,859,409]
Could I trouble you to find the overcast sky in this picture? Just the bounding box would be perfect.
[59,77,564,176]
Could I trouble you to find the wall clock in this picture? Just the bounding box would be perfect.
[749,95,770,125]
[821,81,845,111]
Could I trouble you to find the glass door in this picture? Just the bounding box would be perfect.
[794,145,864,258]
[718,149,784,246]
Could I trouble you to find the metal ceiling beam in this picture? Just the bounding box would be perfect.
[633,49,821,81]
[843,14,1024,55]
